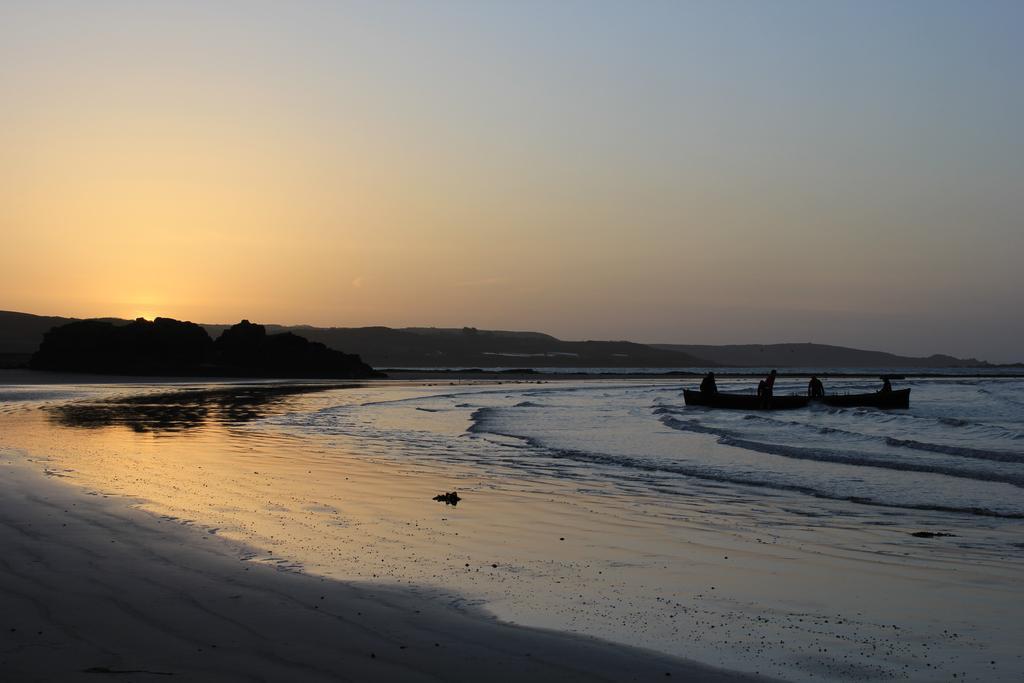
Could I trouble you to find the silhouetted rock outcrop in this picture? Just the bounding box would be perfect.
[30,317,381,378]
[31,318,212,374]
[213,320,380,378]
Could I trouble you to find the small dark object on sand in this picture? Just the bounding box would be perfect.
[911,531,956,538]
[433,491,461,506]
[83,666,174,675]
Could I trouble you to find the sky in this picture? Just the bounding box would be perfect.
[1,1,1022,362]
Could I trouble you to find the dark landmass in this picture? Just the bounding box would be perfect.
[0,310,1005,369]
[651,342,990,368]
[205,324,709,368]
[0,310,78,353]
[29,317,381,379]
[211,319,380,377]
[3,311,707,368]
[0,352,32,369]
[0,310,126,358]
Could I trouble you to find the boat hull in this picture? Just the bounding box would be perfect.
[683,387,911,410]
[682,389,809,411]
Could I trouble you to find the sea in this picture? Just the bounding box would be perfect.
[271,371,1024,520]
[1,368,1022,681]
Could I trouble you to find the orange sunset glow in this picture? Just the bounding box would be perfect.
[2,3,1021,360]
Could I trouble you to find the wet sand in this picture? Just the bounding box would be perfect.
[0,433,767,681]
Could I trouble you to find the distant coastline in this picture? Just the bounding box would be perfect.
[2,311,1012,375]
[3,368,1022,388]
[381,367,1024,381]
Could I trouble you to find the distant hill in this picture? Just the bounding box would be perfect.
[650,343,988,368]
[0,311,79,354]
[400,327,557,342]
[0,311,130,354]
[0,311,128,367]
[1,311,706,368]
[0,310,996,370]
[204,325,708,368]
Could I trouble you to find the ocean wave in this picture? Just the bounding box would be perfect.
[659,416,1024,486]
[466,409,1024,519]
[883,437,1024,464]
[660,404,1024,457]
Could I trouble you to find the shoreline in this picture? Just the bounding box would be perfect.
[2,368,1022,386]
[0,448,772,682]
[383,369,1024,380]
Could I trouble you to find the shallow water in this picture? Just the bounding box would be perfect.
[274,377,1024,517]
[2,376,1022,681]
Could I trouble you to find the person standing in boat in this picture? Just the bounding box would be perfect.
[808,375,824,398]
[762,369,777,399]
[880,377,892,393]
[700,372,718,394]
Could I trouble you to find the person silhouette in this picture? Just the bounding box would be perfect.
[700,372,718,394]
[808,376,824,398]
[762,369,777,399]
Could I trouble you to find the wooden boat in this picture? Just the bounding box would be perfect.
[683,389,809,411]
[683,387,911,410]
[819,388,910,409]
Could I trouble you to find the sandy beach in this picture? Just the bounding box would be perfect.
[0,453,768,682]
